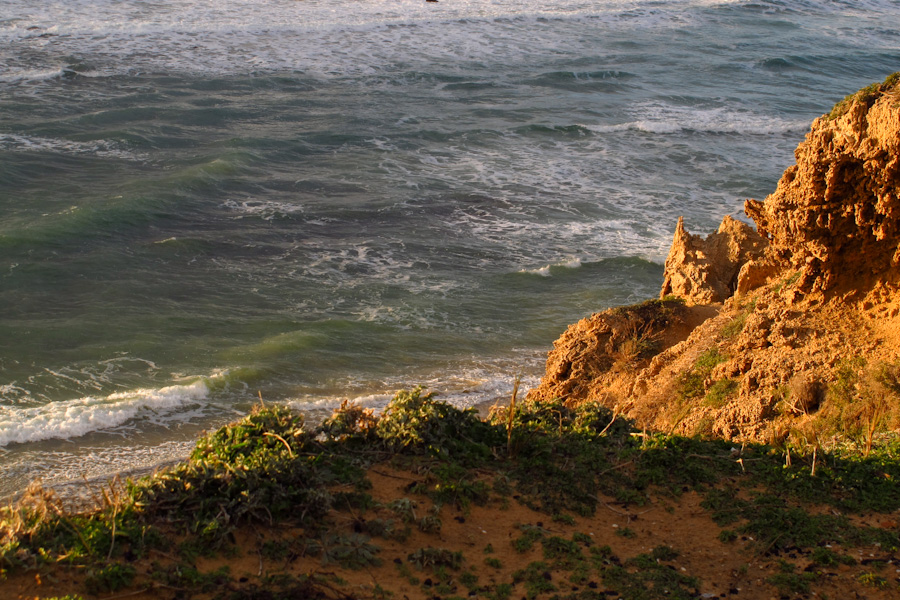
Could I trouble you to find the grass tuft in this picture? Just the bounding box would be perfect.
[676,348,728,403]
[827,72,900,119]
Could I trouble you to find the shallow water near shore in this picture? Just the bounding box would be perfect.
[2,0,899,498]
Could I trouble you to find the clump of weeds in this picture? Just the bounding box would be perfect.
[512,561,557,599]
[675,348,728,403]
[408,547,463,571]
[600,547,699,599]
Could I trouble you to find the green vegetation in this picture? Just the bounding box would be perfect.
[553,513,576,525]
[513,524,546,553]
[767,560,816,595]
[3,389,900,598]
[721,295,756,339]
[773,270,802,294]
[152,563,230,593]
[820,358,900,456]
[609,298,686,369]
[408,547,463,571]
[320,532,381,568]
[541,535,582,564]
[601,547,700,599]
[827,71,900,120]
[84,562,136,594]
[810,546,856,567]
[859,572,889,588]
[675,347,728,402]
[704,378,738,408]
[512,561,557,599]
[720,311,747,339]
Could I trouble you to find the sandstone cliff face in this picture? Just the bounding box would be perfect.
[746,76,900,293]
[529,76,900,444]
[526,300,717,407]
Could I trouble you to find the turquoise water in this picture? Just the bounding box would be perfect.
[2,0,899,495]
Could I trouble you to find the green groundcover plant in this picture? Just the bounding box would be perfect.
[3,387,900,598]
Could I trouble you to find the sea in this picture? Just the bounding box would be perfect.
[1,0,898,499]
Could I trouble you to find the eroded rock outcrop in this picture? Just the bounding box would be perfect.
[526,300,716,407]
[529,75,900,444]
[746,74,900,294]
[659,215,767,305]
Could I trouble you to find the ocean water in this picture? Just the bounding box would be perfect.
[1,0,898,497]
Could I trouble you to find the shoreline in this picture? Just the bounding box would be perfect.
[19,396,510,513]
[0,359,547,499]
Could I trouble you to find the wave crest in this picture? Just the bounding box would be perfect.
[0,381,209,446]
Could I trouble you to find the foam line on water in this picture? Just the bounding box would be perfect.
[1,0,697,35]
[1,365,543,499]
[0,439,199,503]
[519,257,583,277]
[288,363,544,418]
[0,66,66,83]
[0,134,147,161]
[588,103,808,136]
[0,381,209,446]
[222,199,305,220]
[8,0,878,84]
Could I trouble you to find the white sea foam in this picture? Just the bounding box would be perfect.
[288,361,543,417]
[0,381,209,446]
[0,0,743,84]
[1,0,895,463]
[303,245,421,288]
[519,257,583,277]
[589,103,808,136]
[2,0,896,86]
[0,439,198,503]
[2,357,165,411]
[0,383,32,404]
[222,198,305,220]
[0,67,65,83]
[446,197,672,265]
[1,364,542,497]
[0,134,146,161]
[1,0,694,37]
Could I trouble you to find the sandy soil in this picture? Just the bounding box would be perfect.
[6,457,899,600]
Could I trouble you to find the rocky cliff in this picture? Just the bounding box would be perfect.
[659,215,767,305]
[747,72,900,295]
[529,74,900,446]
